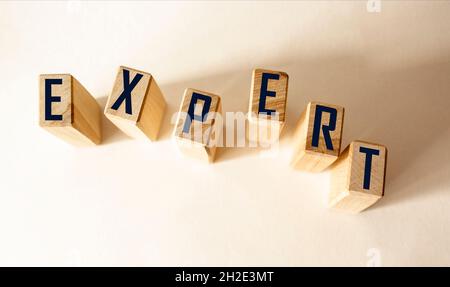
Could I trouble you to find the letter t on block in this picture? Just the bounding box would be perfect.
[104,66,167,141]
[329,141,387,213]
[247,69,289,145]
[173,88,222,163]
[39,74,102,146]
[291,102,344,172]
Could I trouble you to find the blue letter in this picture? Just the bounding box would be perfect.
[258,73,280,116]
[182,92,212,133]
[45,78,63,121]
[359,147,380,190]
[311,105,337,150]
[111,69,143,115]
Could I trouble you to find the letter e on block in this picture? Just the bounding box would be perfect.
[104,66,166,141]
[174,88,222,163]
[291,101,344,172]
[329,141,387,213]
[39,74,102,146]
[247,68,288,145]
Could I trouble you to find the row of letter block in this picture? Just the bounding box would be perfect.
[39,66,387,213]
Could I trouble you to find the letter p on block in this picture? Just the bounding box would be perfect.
[173,88,222,163]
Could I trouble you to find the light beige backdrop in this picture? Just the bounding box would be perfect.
[0,1,449,266]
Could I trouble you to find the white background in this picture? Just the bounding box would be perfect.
[1,1,449,266]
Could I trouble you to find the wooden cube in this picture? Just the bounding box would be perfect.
[39,74,102,146]
[104,66,166,141]
[247,68,289,145]
[291,101,344,172]
[173,88,222,163]
[329,141,387,213]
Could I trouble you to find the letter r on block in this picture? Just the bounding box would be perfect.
[311,105,338,151]
[291,102,344,172]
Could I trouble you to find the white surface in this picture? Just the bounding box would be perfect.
[1,1,450,266]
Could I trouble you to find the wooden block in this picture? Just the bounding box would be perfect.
[174,88,222,163]
[247,68,289,145]
[329,141,387,213]
[39,74,102,146]
[104,66,166,141]
[291,101,344,172]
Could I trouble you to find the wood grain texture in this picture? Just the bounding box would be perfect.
[39,74,102,146]
[174,88,222,163]
[72,76,102,145]
[329,141,387,213]
[104,66,166,141]
[247,68,288,144]
[291,101,344,172]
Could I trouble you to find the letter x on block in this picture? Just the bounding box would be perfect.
[104,66,166,141]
